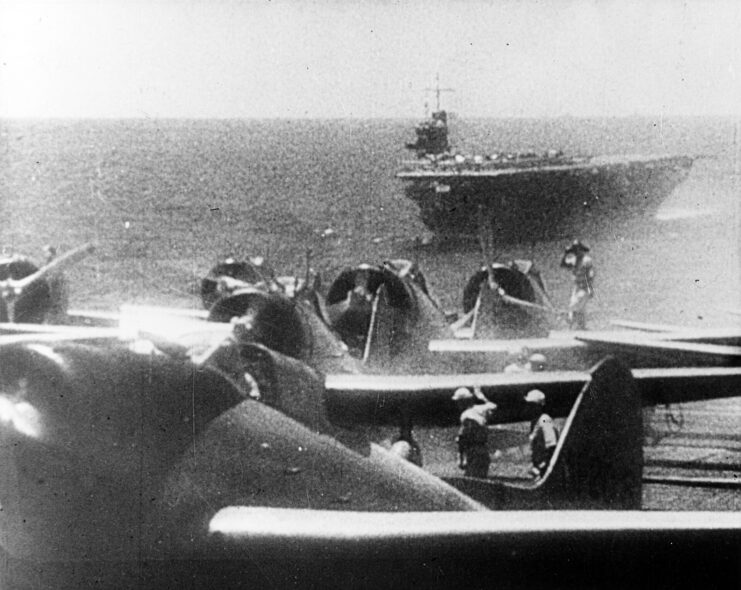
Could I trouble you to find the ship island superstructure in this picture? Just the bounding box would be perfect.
[397,106,695,241]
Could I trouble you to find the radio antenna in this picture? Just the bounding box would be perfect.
[424,74,454,111]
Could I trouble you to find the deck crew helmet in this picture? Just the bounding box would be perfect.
[452,387,475,402]
[524,389,546,405]
[528,353,547,372]
[565,239,590,254]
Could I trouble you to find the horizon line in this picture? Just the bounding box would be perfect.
[2,112,741,122]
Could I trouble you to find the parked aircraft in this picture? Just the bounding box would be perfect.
[4,246,738,381]
[0,243,94,323]
[197,255,563,376]
[197,255,740,376]
[0,249,739,588]
[0,325,738,588]
[5,245,739,372]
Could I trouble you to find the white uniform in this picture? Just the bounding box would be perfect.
[530,413,559,477]
[568,254,594,329]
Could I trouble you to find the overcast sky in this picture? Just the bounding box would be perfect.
[1,0,739,118]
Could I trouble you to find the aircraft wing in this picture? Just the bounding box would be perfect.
[430,326,741,370]
[574,332,741,365]
[206,507,739,588]
[429,335,585,353]
[610,320,741,342]
[67,303,210,326]
[0,328,123,345]
[634,366,741,405]
[609,319,693,333]
[432,326,741,352]
[326,370,588,426]
[210,505,739,551]
[1,305,230,359]
[0,322,121,336]
[324,366,741,427]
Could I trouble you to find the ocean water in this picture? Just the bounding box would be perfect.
[0,116,739,328]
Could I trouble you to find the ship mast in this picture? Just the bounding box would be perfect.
[425,74,454,112]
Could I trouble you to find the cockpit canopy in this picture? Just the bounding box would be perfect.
[200,257,275,309]
[208,289,310,361]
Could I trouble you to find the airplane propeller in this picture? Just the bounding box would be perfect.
[0,243,95,301]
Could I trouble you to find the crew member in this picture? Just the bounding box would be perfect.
[561,240,594,329]
[525,389,559,478]
[43,245,69,324]
[452,387,497,479]
[527,352,547,372]
[503,347,530,373]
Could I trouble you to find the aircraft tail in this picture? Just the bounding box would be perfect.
[448,357,644,509]
[537,356,644,508]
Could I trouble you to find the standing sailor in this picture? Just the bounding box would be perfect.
[525,389,559,478]
[561,240,594,329]
[452,387,497,479]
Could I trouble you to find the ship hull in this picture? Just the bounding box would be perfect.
[398,155,694,241]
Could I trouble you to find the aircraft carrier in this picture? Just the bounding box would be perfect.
[397,108,695,241]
